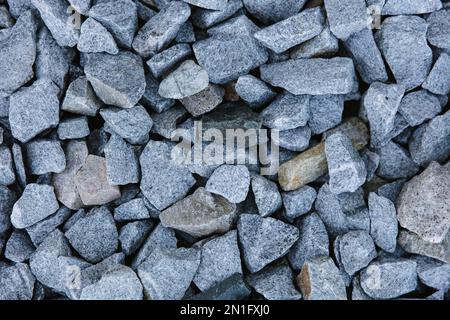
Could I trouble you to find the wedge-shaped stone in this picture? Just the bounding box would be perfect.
[62,76,102,116]
[324,0,368,40]
[242,0,307,25]
[382,0,442,15]
[77,17,118,55]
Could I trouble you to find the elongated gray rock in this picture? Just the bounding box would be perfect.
[206,165,250,204]
[25,139,66,175]
[273,126,311,152]
[207,14,259,38]
[77,17,118,55]
[382,0,442,15]
[324,0,368,40]
[119,220,153,256]
[251,174,282,217]
[191,0,243,29]
[132,1,191,57]
[25,206,71,246]
[57,116,90,141]
[0,146,15,186]
[254,7,325,54]
[84,51,146,109]
[368,193,397,253]
[422,53,450,95]
[147,43,192,78]
[290,21,339,59]
[260,57,356,95]
[242,0,307,25]
[261,93,310,130]
[235,75,275,109]
[427,9,450,50]
[62,76,102,116]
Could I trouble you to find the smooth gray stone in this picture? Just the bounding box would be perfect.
[193,230,242,292]
[65,206,118,263]
[104,134,140,185]
[5,230,35,262]
[11,184,59,229]
[375,15,432,91]
[88,0,137,48]
[77,17,118,55]
[282,185,316,220]
[184,0,227,10]
[25,139,66,175]
[114,198,150,222]
[308,94,344,135]
[137,247,201,300]
[191,0,243,29]
[360,259,418,299]
[175,21,196,43]
[57,116,90,140]
[151,105,188,139]
[368,192,397,253]
[376,141,419,180]
[147,43,191,78]
[237,214,299,273]
[260,57,356,95]
[191,273,251,300]
[382,0,442,15]
[36,27,69,89]
[0,146,15,186]
[324,0,368,40]
[132,1,190,57]
[427,9,450,50]
[0,263,35,300]
[68,0,91,14]
[235,75,275,109]
[207,14,259,38]
[12,144,27,189]
[290,22,339,59]
[0,186,16,236]
[251,174,282,217]
[31,0,79,47]
[254,7,325,54]
[62,76,102,116]
[242,0,306,25]
[100,105,153,145]
[273,126,311,152]
[261,93,310,130]
[288,213,329,272]
[26,206,71,246]
[181,84,224,117]
[422,53,450,95]
[119,220,153,256]
[206,165,250,204]
[9,79,60,143]
[337,230,377,276]
[414,255,450,291]
[84,51,146,108]
[141,74,175,113]
[398,90,442,126]
[193,34,268,84]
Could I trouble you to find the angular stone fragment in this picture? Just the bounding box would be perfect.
[337,231,377,276]
[235,75,275,109]
[75,155,121,206]
[297,256,347,300]
[158,60,209,99]
[62,76,102,116]
[114,198,150,222]
[237,214,299,273]
[88,0,137,48]
[361,149,379,181]
[0,5,14,28]
[360,259,418,299]
[375,15,432,91]
[147,43,192,78]
[141,74,175,113]
[119,220,153,256]
[324,0,368,40]
[53,140,88,210]
[11,184,59,229]
[137,247,201,300]
[206,165,250,204]
[65,206,118,263]
[194,230,242,291]
[181,84,224,117]
[260,57,356,95]
[282,186,316,220]
[151,105,188,139]
[261,93,310,130]
[57,116,90,141]
[0,263,35,300]
[25,139,66,175]
[68,0,91,14]
[290,22,339,59]
[376,141,419,180]
[77,17,118,55]
[184,0,227,10]
[132,1,190,57]
[427,9,450,50]
[422,53,450,95]
[273,126,311,152]
[25,206,71,246]
[382,0,442,15]
[254,7,325,54]
[308,94,344,135]
[11,144,26,189]
[5,230,35,262]
[367,193,397,253]
[399,230,450,264]
[176,21,196,43]
[0,186,15,236]
[207,14,259,38]
[398,90,442,126]
[84,51,146,108]
[0,146,15,186]
[251,174,282,217]
[191,273,251,300]
[9,79,60,143]
[397,162,450,244]
[191,0,243,28]
[193,35,268,84]
[80,265,143,300]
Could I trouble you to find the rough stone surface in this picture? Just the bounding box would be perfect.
[242,0,307,25]
[273,126,311,152]
[4,230,35,263]
[427,9,450,50]
[290,22,339,59]
[25,139,66,175]
[399,90,442,127]
[324,0,368,40]
[414,255,450,291]
[251,174,282,217]
[308,94,344,135]
[147,43,192,78]
[77,17,118,55]
[191,273,251,300]
[191,0,243,29]
[261,93,310,130]
[382,0,442,15]
[119,220,153,256]
[0,146,15,186]
[62,76,102,116]
[206,165,250,204]
[57,116,90,140]
[0,263,35,300]
[368,193,397,253]
[26,206,71,246]
[114,198,150,222]
[422,53,450,95]
[399,230,450,264]
[376,141,419,180]
[282,186,316,220]
[235,75,275,109]
[337,231,377,276]
[181,84,224,117]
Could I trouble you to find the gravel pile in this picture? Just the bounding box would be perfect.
[0,0,450,300]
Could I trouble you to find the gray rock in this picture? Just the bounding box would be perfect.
[158,60,209,99]
[62,76,102,116]
[191,0,243,28]
[140,140,195,210]
[11,184,59,229]
[31,0,79,47]
[119,220,153,256]
[324,0,368,40]
[0,5,14,28]
[68,0,91,14]
[114,198,150,222]
[74,155,121,206]
[62,209,85,232]
[137,247,201,300]
[80,265,143,300]
[5,230,35,262]
[12,144,27,189]
[57,116,90,140]
[290,22,339,59]
[100,105,153,145]
[193,34,268,84]
[207,14,259,38]
[0,186,16,236]
[77,17,118,55]
[363,82,405,148]
[414,255,450,291]
[409,110,450,166]
[160,187,237,238]
[375,15,432,91]
[337,230,377,276]
[147,43,192,78]
[351,276,372,300]
[141,74,175,113]
[288,212,329,271]
[206,165,250,204]
[25,139,66,175]
[254,7,325,54]
[368,193,397,253]
[398,90,442,126]
[360,259,418,299]
[175,20,196,43]
[261,93,310,130]
[85,51,145,108]
[376,179,405,203]
[184,0,227,10]
[6,0,34,19]
[427,9,450,50]
[181,84,224,117]
[26,206,71,246]
[65,206,118,263]
[235,75,276,109]
[9,79,60,143]
[308,94,344,135]
[422,53,450,95]
[242,0,306,25]
[132,1,190,57]
[260,57,356,95]
[344,27,388,84]
[376,141,419,180]
[361,149,380,181]
[191,273,251,300]
[0,146,15,186]
[273,126,311,152]
[88,0,137,48]
[297,256,347,300]
[325,132,367,194]
[104,134,140,185]
[382,0,442,15]
[152,105,189,140]
[0,263,35,300]
[397,161,450,244]
[237,214,299,273]
[398,230,450,264]
[193,230,242,291]
[251,174,282,217]
[282,185,316,220]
